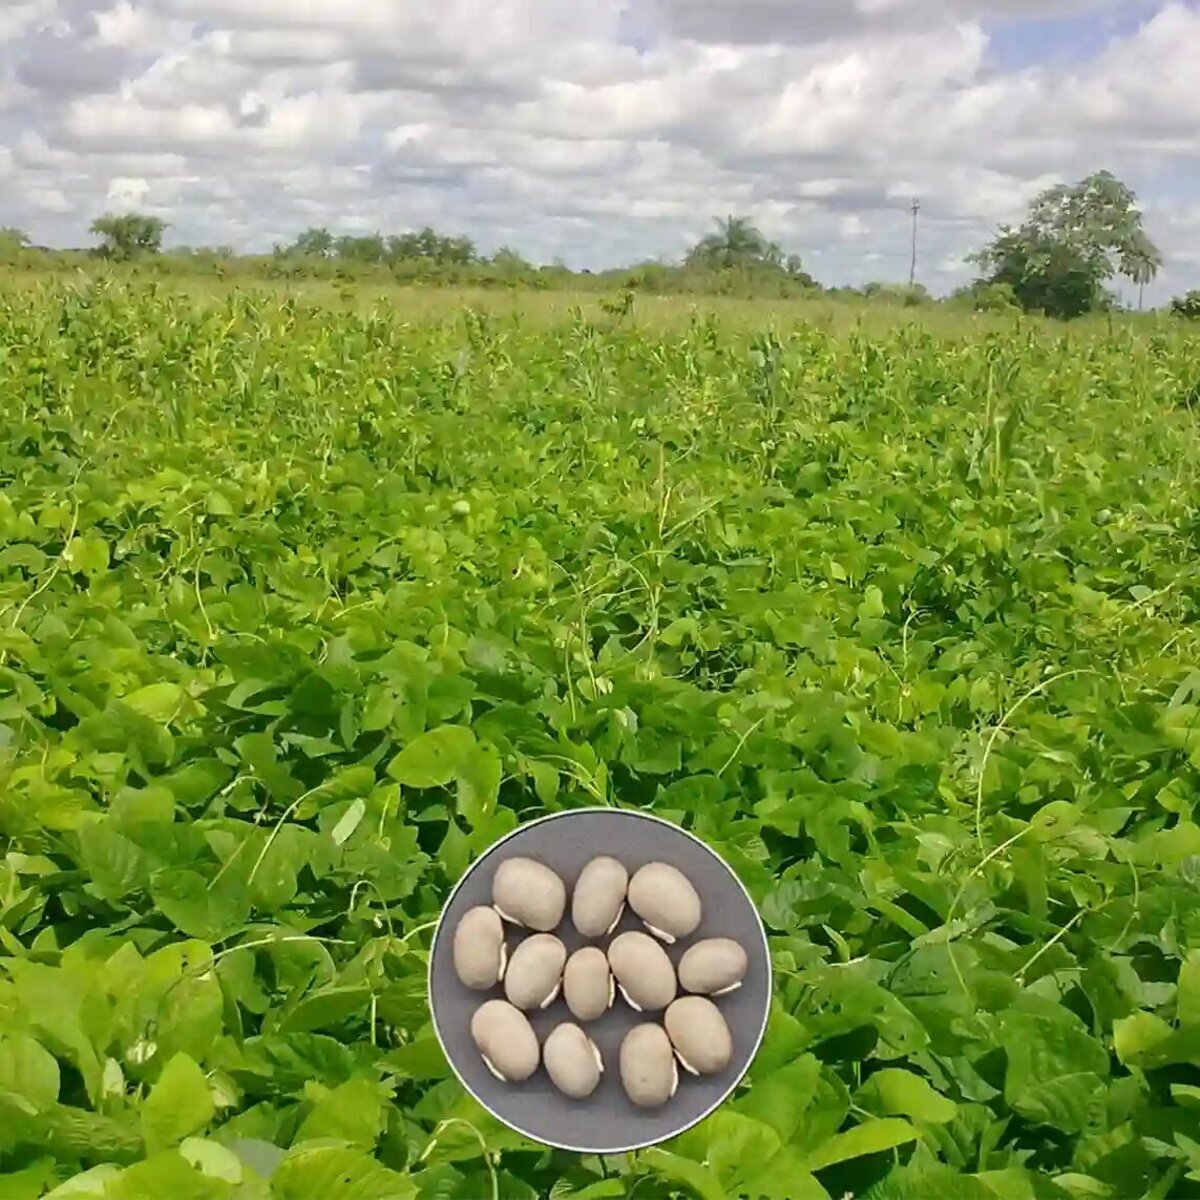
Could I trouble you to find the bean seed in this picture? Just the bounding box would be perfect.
[492,857,566,932]
[470,1000,539,1082]
[627,862,701,943]
[452,905,507,990]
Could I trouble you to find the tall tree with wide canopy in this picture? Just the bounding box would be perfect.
[969,171,1162,318]
[289,227,336,259]
[90,213,168,260]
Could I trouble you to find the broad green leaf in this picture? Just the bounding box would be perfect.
[703,1110,783,1185]
[141,1052,215,1152]
[270,1145,417,1199]
[302,765,377,812]
[387,725,476,789]
[0,1160,58,1199]
[999,1000,1110,1134]
[44,1166,122,1198]
[123,682,185,722]
[438,819,471,882]
[1051,1174,1113,1198]
[1112,1017,1200,1069]
[803,1118,919,1172]
[0,1033,60,1115]
[736,1149,830,1200]
[247,825,310,912]
[106,1152,234,1199]
[791,1071,852,1156]
[1113,1011,1174,1068]
[63,535,109,577]
[735,1054,821,1141]
[641,1149,726,1200]
[150,869,251,941]
[110,784,176,827]
[179,1138,246,1184]
[858,1068,958,1123]
[294,1075,387,1146]
[1028,801,1081,842]
[456,741,502,828]
[973,1168,1073,1198]
[162,760,232,808]
[528,761,559,806]
[548,1181,626,1199]
[868,1165,1021,1198]
[5,961,105,1104]
[278,985,373,1033]
[75,821,148,902]
[127,945,225,1068]
[382,1031,449,1081]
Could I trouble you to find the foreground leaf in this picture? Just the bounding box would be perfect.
[803,1118,920,1172]
[141,1053,215,1153]
[269,1145,417,1199]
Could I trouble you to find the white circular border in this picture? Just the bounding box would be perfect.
[425,806,774,1155]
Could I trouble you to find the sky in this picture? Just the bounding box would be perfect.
[1,0,1198,303]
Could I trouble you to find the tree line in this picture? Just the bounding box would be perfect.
[2,169,1194,318]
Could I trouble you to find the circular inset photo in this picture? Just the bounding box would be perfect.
[427,808,772,1155]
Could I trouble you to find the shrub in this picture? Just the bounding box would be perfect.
[1170,290,1200,319]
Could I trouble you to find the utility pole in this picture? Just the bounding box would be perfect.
[909,197,920,289]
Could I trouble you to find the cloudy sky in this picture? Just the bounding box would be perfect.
[1,0,1198,301]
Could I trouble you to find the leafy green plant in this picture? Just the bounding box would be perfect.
[0,282,1197,1198]
[1170,290,1200,319]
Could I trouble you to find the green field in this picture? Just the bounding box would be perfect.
[1,281,1199,1199]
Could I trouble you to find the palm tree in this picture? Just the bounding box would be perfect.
[685,215,783,270]
[1124,234,1162,311]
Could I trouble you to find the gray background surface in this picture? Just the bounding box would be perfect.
[427,808,771,1153]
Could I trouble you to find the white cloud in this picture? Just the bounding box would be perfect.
[105,173,148,204]
[0,3,56,46]
[649,0,1116,45]
[0,0,1195,300]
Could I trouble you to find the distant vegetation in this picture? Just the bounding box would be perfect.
[90,213,170,261]
[2,170,1191,318]
[2,209,829,303]
[967,171,1162,319]
[1170,290,1200,319]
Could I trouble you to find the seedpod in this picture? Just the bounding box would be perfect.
[677,938,747,997]
[571,855,628,938]
[607,930,676,1012]
[543,1023,603,1099]
[627,862,701,943]
[452,905,507,990]
[664,996,733,1076]
[503,934,567,1010]
[469,1000,539,1082]
[619,1023,677,1108]
[492,857,566,931]
[563,946,615,1022]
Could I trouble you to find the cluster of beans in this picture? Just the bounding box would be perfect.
[452,855,748,1108]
